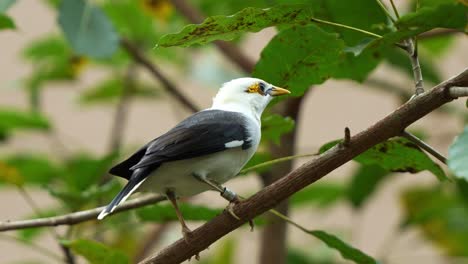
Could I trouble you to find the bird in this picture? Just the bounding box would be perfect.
[97,77,290,241]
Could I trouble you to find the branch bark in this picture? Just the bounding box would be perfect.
[0,194,165,232]
[120,38,200,113]
[139,68,468,264]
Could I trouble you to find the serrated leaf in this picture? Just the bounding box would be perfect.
[63,239,129,264]
[291,182,345,208]
[58,0,119,58]
[309,230,377,264]
[137,203,221,222]
[80,78,159,104]
[448,126,468,179]
[261,114,295,144]
[320,138,447,181]
[158,5,319,47]
[348,164,389,208]
[401,186,468,256]
[0,14,14,29]
[253,25,344,96]
[0,109,50,132]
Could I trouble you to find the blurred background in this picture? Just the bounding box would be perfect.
[0,0,467,263]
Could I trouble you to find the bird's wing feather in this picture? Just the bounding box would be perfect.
[109,110,252,178]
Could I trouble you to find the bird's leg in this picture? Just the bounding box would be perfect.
[192,174,254,230]
[165,190,193,243]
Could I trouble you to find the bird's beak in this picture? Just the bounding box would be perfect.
[267,86,291,96]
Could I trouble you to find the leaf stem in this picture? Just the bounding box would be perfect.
[311,17,383,39]
[240,153,318,174]
[375,0,397,23]
[401,131,447,164]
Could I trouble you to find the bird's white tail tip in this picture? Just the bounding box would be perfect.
[97,210,110,220]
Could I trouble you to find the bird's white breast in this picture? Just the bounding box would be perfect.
[139,115,260,197]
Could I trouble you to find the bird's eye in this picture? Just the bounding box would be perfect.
[258,82,265,93]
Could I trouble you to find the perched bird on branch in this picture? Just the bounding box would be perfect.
[97,78,290,241]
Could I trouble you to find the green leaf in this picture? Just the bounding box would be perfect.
[0,14,14,29]
[63,239,129,264]
[3,155,61,186]
[291,182,345,208]
[253,25,344,96]
[58,0,119,58]
[22,36,69,62]
[137,203,221,222]
[261,114,295,144]
[0,0,15,12]
[401,186,468,256]
[319,138,447,181]
[419,36,455,57]
[0,161,24,186]
[80,78,159,104]
[0,109,50,133]
[348,164,389,208]
[157,5,320,47]
[309,230,377,264]
[48,180,121,210]
[448,126,468,179]
[64,153,116,191]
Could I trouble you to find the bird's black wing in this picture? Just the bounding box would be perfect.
[109,110,253,180]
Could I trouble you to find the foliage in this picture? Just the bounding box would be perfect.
[0,0,466,263]
[448,126,468,179]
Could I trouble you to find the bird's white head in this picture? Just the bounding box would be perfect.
[211,77,290,120]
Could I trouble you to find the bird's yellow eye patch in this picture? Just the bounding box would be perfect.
[247,83,260,93]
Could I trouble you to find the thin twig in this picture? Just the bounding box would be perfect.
[375,0,397,23]
[389,0,400,19]
[401,131,447,164]
[170,0,255,73]
[108,64,137,154]
[0,194,166,232]
[139,69,468,264]
[18,187,76,264]
[0,234,63,262]
[311,17,382,39]
[342,127,351,147]
[240,153,317,174]
[404,38,425,96]
[120,38,200,113]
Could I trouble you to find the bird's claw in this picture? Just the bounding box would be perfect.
[226,200,241,220]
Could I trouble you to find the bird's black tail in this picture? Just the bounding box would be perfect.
[97,168,150,220]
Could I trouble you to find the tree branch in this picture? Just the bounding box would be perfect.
[139,68,468,264]
[120,38,200,112]
[0,194,166,232]
[170,0,255,73]
[401,130,447,164]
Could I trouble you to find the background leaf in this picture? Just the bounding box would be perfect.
[291,182,345,208]
[347,164,389,208]
[63,239,129,264]
[309,230,377,264]
[0,109,50,135]
[253,25,344,96]
[261,114,295,144]
[320,138,447,180]
[137,203,222,222]
[58,0,119,58]
[448,126,468,179]
[0,14,14,29]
